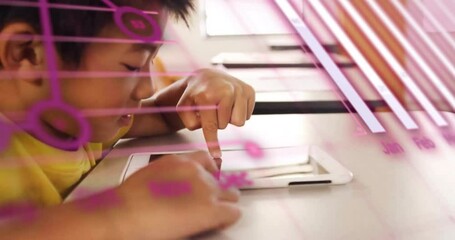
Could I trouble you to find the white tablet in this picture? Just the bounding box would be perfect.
[120,145,353,189]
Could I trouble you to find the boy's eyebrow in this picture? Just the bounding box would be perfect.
[131,43,162,53]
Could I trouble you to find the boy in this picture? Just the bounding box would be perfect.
[0,0,255,239]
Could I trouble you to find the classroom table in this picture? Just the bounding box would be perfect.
[67,112,455,240]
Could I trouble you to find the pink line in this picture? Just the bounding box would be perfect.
[0,70,194,79]
[0,34,176,45]
[0,139,249,168]
[77,188,121,211]
[307,22,368,134]
[217,2,310,238]
[275,1,374,132]
[1,105,218,120]
[38,0,60,100]
[110,139,245,157]
[80,105,219,117]
[224,0,368,135]
[100,0,117,10]
[0,0,159,14]
[0,0,158,14]
[51,36,175,45]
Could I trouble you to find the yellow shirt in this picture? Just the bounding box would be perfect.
[0,116,129,207]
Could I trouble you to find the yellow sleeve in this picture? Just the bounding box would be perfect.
[0,127,127,207]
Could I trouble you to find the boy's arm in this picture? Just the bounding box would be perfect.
[124,69,256,157]
[122,77,189,138]
[0,200,114,239]
[0,152,241,239]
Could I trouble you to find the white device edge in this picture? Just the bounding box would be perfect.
[120,146,353,189]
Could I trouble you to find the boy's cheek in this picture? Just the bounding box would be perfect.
[86,117,125,142]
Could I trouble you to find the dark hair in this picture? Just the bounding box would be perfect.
[0,0,195,66]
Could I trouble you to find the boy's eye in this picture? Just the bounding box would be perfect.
[122,63,141,72]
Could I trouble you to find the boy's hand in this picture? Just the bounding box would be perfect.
[175,69,255,158]
[113,151,241,239]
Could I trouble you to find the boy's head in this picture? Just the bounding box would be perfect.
[0,0,194,143]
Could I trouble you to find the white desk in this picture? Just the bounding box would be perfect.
[68,112,455,240]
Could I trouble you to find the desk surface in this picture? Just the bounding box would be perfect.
[69,112,455,240]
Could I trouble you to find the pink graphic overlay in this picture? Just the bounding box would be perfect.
[415,0,455,53]
[0,33,175,45]
[25,101,91,150]
[113,6,162,43]
[307,0,418,131]
[0,203,40,223]
[72,173,251,205]
[0,139,262,168]
[148,181,192,198]
[221,0,369,136]
[244,140,264,158]
[337,0,448,128]
[3,0,93,151]
[77,188,121,211]
[101,0,162,43]
[0,0,166,151]
[433,0,455,32]
[274,0,386,133]
[0,0,154,14]
[38,0,61,100]
[366,0,455,111]
[0,69,192,80]
[163,16,266,157]
[218,171,253,190]
[130,19,146,30]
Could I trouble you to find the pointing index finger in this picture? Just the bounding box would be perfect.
[198,108,222,159]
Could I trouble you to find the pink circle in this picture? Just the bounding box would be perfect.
[53,118,68,131]
[114,6,162,43]
[244,141,264,158]
[27,101,91,150]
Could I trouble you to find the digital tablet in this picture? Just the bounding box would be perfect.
[120,145,353,189]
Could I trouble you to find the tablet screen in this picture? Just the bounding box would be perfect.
[220,146,328,179]
[122,146,336,187]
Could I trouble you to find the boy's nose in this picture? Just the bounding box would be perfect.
[132,76,153,101]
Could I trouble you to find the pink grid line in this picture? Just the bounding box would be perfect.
[0,0,157,14]
[0,34,176,45]
[0,70,194,79]
[272,0,370,135]
[0,139,252,168]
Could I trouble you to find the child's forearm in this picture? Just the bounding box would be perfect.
[0,199,122,240]
[123,99,175,138]
[122,98,181,138]
[124,78,188,138]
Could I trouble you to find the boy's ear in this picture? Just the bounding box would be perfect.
[0,22,44,84]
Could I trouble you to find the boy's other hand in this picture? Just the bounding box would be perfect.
[114,151,241,239]
[177,69,256,158]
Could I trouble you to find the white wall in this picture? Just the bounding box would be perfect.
[158,0,281,71]
[157,0,335,72]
